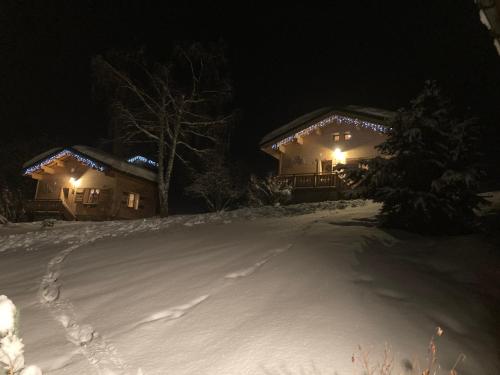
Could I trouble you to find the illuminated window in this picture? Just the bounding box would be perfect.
[127,193,140,210]
[333,132,340,142]
[84,188,100,204]
[344,131,352,140]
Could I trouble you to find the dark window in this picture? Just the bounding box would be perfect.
[75,188,84,202]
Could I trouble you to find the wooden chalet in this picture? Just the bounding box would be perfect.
[259,105,394,199]
[22,146,158,221]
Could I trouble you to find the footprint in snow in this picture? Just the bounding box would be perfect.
[131,246,293,330]
[44,270,59,283]
[42,242,132,374]
[66,323,95,346]
[41,284,60,303]
[374,288,407,301]
[225,244,292,279]
[352,273,374,284]
[141,295,209,324]
[225,258,270,279]
[57,314,71,328]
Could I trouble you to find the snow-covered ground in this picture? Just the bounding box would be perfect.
[0,199,499,375]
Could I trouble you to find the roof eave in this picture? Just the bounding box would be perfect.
[259,108,392,150]
[22,146,158,183]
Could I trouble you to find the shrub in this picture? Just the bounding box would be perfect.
[0,295,42,375]
[0,187,26,223]
[247,175,292,207]
[185,153,244,212]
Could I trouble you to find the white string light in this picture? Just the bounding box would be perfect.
[23,149,106,175]
[271,113,389,150]
[127,155,159,167]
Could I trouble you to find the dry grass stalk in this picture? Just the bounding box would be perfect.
[352,327,466,375]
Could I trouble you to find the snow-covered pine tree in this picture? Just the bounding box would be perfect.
[351,81,485,234]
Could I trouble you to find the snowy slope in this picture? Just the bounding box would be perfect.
[0,200,498,375]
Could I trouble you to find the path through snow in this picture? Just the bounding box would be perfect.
[1,199,498,374]
[40,237,135,375]
[29,210,302,374]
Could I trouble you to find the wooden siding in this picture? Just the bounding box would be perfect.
[28,155,158,220]
[73,168,117,220]
[113,171,158,220]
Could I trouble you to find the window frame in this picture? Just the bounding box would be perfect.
[127,192,140,210]
[83,188,100,205]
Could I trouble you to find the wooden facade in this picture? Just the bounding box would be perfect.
[23,146,158,221]
[260,106,394,192]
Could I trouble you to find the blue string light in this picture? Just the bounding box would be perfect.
[127,155,159,167]
[271,114,389,150]
[23,149,106,175]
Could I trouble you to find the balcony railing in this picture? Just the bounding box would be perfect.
[26,199,76,220]
[276,172,346,189]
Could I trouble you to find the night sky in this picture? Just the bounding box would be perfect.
[1,1,499,174]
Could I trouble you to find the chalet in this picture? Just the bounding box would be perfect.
[259,105,395,200]
[22,145,158,221]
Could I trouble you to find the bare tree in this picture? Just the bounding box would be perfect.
[93,43,232,216]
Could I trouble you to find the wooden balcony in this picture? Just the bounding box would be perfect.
[26,199,76,220]
[276,172,346,189]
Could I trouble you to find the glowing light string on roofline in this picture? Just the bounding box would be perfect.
[127,155,159,167]
[271,113,389,150]
[23,149,106,175]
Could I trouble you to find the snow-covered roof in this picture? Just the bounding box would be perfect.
[22,147,63,169]
[342,105,396,120]
[259,105,396,149]
[127,155,159,168]
[22,145,158,182]
[259,107,335,146]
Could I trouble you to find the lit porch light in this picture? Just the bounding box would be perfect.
[69,177,80,187]
[332,148,346,165]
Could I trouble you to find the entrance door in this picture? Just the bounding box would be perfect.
[321,160,333,173]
